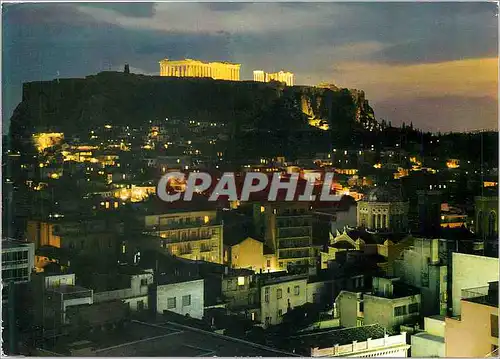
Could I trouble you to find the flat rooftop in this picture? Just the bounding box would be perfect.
[284,324,388,354]
[412,332,444,343]
[42,320,295,357]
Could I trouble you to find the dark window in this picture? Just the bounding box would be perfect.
[409,303,419,314]
[182,295,191,307]
[267,259,271,268]
[167,297,176,309]
[277,288,282,299]
[287,287,290,294]
[294,285,300,296]
[394,305,407,317]
[491,315,498,338]
[137,300,145,311]
[140,279,148,286]
[278,309,283,317]
[359,301,364,312]
[264,287,270,303]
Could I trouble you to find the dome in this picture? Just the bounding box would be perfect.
[364,184,406,202]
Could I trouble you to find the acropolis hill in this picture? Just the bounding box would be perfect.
[12,72,372,131]
[10,71,376,136]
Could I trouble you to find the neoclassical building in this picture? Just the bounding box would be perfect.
[357,185,409,232]
[253,70,294,86]
[475,195,498,237]
[159,58,240,81]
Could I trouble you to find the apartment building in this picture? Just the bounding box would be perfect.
[253,202,315,271]
[336,276,421,333]
[2,238,35,285]
[260,274,308,327]
[446,281,499,357]
[143,209,223,264]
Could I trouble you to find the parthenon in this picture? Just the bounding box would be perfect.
[159,58,241,81]
[253,70,294,86]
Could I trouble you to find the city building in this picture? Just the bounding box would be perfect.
[34,318,295,356]
[445,281,499,357]
[32,272,93,328]
[2,238,35,285]
[253,202,315,270]
[220,268,260,321]
[475,195,498,238]
[451,252,499,316]
[153,276,204,319]
[91,268,154,311]
[411,315,446,357]
[321,229,414,272]
[224,236,278,273]
[357,185,409,232]
[417,190,441,234]
[283,323,410,357]
[392,238,447,316]
[440,203,468,229]
[159,58,240,81]
[260,274,308,327]
[253,70,294,86]
[336,276,421,333]
[143,208,224,264]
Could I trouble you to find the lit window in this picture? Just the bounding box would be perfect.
[260,206,265,213]
[204,216,209,224]
[238,276,245,286]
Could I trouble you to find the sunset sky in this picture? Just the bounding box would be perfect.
[3,2,498,133]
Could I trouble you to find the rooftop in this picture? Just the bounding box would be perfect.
[41,319,295,356]
[287,324,388,352]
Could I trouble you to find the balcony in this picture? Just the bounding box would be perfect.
[279,239,311,249]
[277,228,311,238]
[158,234,214,243]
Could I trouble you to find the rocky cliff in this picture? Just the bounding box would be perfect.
[9,71,378,156]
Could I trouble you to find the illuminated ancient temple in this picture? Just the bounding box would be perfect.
[159,58,240,81]
[253,70,294,86]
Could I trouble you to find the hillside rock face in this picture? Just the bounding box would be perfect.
[9,71,377,154]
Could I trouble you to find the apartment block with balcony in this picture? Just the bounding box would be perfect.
[2,238,35,285]
[32,272,93,329]
[336,276,421,333]
[143,209,223,264]
[90,268,154,311]
[392,238,447,316]
[253,202,315,271]
[260,273,308,327]
[445,281,499,357]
